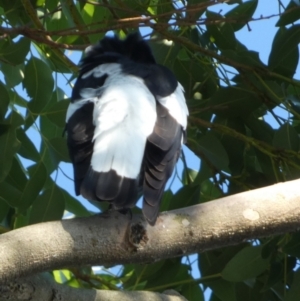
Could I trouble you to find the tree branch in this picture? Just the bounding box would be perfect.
[188,116,300,170]
[1,179,300,284]
[0,274,188,301]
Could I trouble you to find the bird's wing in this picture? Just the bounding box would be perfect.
[66,101,95,196]
[142,84,188,225]
[66,63,157,209]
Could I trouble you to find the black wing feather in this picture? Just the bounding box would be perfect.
[80,169,138,209]
[66,102,95,195]
[142,102,184,225]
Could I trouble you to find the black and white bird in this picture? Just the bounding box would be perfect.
[65,33,188,225]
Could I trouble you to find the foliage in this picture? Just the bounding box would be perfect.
[0,0,300,300]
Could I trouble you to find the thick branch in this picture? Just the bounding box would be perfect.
[1,179,300,284]
[0,275,187,301]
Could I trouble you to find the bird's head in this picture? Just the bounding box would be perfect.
[83,32,156,65]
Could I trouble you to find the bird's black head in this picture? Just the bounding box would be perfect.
[121,33,156,64]
[82,33,156,67]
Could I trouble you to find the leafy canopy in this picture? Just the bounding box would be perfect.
[1,0,300,300]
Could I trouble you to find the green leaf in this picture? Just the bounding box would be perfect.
[36,44,77,74]
[48,137,71,163]
[0,37,30,65]
[182,168,198,185]
[62,189,91,217]
[0,126,20,182]
[29,184,65,224]
[0,198,10,222]
[206,279,236,301]
[78,2,108,44]
[13,208,30,229]
[60,2,85,29]
[259,80,284,106]
[169,185,200,210]
[44,99,69,128]
[0,180,22,207]
[0,7,4,25]
[200,179,223,202]
[174,55,218,98]
[148,38,180,68]
[282,232,300,257]
[158,190,174,212]
[254,150,279,184]
[210,87,261,118]
[122,261,165,289]
[81,2,95,24]
[143,259,183,289]
[261,237,280,259]
[206,11,237,50]
[210,294,222,301]
[235,282,257,301]
[0,124,10,136]
[284,269,300,301]
[225,0,258,31]
[245,116,274,143]
[180,282,204,301]
[18,162,47,211]
[36,0,45,6]
[197,133,229,171]
[16,128,40,162]
[0,2,31,26]
[53,269,76,285]
[268,25,300,77]
[110,0,147,18]
[222,49,265,69]
[42,87,66,112]
[273,123,299,151]
[221,245,270,282]
[46,6,72,32]
[40,115,65,173]
[1,63,24,88]
[192,160,213,185]
[5,156,28,191]
[265,257,296,289]
[177,48,190,61]
[8,90,27,108]
[199,244,249,276]
[215,117,246,175]
[9,110,24,128]
[184,0,206,19]
[157,0,174,22]
[0,82,10,120]
[173,29,219,98]
[276,1,300,26]
[23,57,54,113]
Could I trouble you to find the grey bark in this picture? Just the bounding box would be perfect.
[0,274,188,301]
[1,179,300,285]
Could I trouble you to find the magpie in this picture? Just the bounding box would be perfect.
[65,33,188,225]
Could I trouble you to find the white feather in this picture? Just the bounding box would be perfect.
[81,63,121,79]
[91,72,156,178]
[157,83,189,129]
[66,64,124,122]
